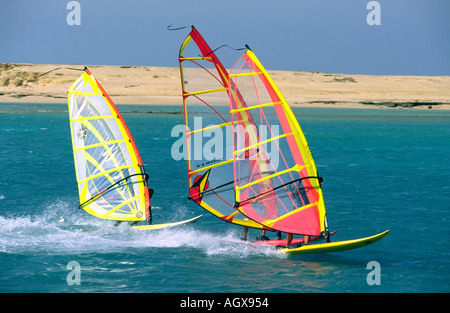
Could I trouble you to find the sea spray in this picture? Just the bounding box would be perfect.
[0,200,281,258]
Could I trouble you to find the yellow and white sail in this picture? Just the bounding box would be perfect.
[68,68,150,221]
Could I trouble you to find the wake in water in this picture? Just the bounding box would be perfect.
[0,200,283,258]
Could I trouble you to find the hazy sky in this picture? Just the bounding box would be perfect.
[1,0,449,76]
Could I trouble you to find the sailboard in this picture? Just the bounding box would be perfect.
[131,214,203,230]
[178,26,265,230]
[281,230,390,254]
[68,68,201,229]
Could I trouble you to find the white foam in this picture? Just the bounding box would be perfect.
[0,200,284,258]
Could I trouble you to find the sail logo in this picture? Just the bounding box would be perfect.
[77,127,89,140]
[171,117,280,169]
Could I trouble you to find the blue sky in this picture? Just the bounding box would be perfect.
[1,0,449,75]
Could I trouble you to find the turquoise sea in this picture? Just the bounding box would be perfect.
[0,103,449,296]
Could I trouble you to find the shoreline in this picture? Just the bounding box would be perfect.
[1,63,449,110]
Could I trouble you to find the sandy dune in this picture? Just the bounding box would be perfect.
[1,63,449,109]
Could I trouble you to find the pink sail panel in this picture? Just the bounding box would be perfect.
[229,48,326,236]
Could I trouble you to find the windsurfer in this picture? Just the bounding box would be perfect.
[304,235,310,245]
[283,181,311,248]
[242,226,248,240]
[241,226,269,241]
[285,233,310,248]
[257,229,269,241]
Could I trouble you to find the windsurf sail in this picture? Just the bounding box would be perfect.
[68,68,151,222]
[178,26,264,229]
[229,47,328,237]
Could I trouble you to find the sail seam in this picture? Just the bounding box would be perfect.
[103,195,143,217]
[70,115,116,122]
[265,202,319,227]
[78,164,135,184]
[234,132,299,155]
[73,139,128,152]
[186,121,234,136]
[230,101,281,114]
[188,159,234,175]
[236,164,306,191]
[69,91,101,96]
[229,71,263,77]
[184,87,228,97]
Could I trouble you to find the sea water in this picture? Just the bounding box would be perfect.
[0,103,449,293]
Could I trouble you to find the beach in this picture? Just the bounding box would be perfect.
[1,63,449,109]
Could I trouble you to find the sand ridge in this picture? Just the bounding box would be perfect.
[1,63,449,109]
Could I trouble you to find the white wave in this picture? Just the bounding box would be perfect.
[0,200,284,258]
